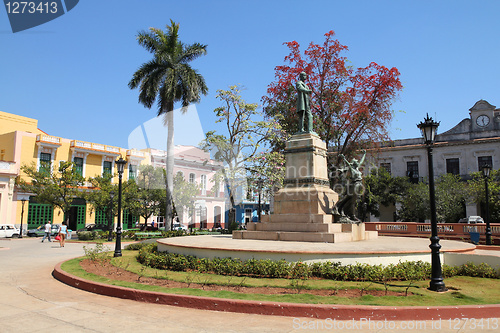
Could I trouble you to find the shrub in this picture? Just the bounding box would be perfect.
[83,243,110,262]
[135,245,500,282]
[457,262,499,278]
[77,231,98,241]
[228,221,239,232]
[125,242,149,251]
[442,264,459,277]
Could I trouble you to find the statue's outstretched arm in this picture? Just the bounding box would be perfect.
[339,154,350,167]
[359,150,366,166]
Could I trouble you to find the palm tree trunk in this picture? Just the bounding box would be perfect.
[164,110,174,231]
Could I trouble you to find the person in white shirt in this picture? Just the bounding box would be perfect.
[41,221,52,242]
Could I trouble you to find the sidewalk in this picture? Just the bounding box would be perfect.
[0,237,499,332]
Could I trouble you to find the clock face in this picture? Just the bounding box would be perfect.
[476,115,490,127]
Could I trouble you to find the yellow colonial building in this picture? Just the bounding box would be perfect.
[0,110,148,233]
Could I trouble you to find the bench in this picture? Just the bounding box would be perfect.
[134,232,162,239]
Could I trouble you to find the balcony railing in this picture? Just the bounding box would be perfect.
[127,149,145,158]
[36,134,62,145]
[365,222,500,244]
[0,161,15,172]
[71,140,120,155]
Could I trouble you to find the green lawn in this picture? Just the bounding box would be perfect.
[60,250,500,307]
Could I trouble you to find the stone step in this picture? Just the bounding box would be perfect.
[248,222,342,233]
[261,214,332,224]
[232,230,376,243]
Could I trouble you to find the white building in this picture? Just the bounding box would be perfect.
[144,146,225,229]
[367,99,500,221]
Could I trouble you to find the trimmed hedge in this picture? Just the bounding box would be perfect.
[77,229,187,241]
[135,244,500,281]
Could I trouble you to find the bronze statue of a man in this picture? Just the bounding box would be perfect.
[296,72,313,133]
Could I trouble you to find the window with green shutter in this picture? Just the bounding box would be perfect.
[39,152,51,174]
[103,161,112,177]
[129,164,136,180]
[74,157,84,176]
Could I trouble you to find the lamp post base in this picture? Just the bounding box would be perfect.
[429,279,447,292]
[114,228,122,257]
[486,228,492,246]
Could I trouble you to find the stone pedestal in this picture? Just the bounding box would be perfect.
[232,132,378,243]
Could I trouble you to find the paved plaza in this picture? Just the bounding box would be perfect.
[1,237,499,333]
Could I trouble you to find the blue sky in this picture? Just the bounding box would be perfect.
[1,0,499,150]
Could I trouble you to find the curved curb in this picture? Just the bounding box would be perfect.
[53,261,500,321]
[157,238,476,255]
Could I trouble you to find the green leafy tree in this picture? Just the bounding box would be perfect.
[17,161,85,224]
[357,167,409,221]
[202,86,284,226]
[172,171,199,226]
[396,174,468,223]
[467,170,500,223]
[396,181,429,222]
[124,165,165,228]
[85,174,118,231]
[246,151,285,203]
[128,20,208,230]
[435,173,467,223]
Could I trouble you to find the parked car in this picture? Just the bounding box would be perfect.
[27,224,60,237]
[173,223,188,231]
[458,216,484,224]
[0,224,20,238]
[76,224,108,232]
[142,225,159,231]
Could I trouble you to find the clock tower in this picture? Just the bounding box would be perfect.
[469,99,496,131]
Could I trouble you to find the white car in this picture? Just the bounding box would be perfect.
[173,223,188,231]
[0,224,21,238]
[458,216,484,224]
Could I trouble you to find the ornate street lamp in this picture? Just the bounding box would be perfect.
[114,157,127,257]
[417,114,447,292]
[481,164,492,245]
[108,191,115,242]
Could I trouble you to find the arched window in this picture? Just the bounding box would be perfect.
[189,173,196,184]
[200,174,207,195]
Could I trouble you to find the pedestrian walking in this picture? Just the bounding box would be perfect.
[57,222,68,247]
[41,221,52,242]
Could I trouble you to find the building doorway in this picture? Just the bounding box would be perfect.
[67,198,86,231]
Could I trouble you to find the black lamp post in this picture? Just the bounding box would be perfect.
[17,193,30,238]
[257,179,264,222]
[481,164,492,245]
[108,191,115,242]
[417,114,447,292]
[114,157,127,257]
[20,198,26,238]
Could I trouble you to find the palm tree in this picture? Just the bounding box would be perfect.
[129,20,208,230]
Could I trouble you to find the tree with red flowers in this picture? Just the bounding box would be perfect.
[262,31,402,165]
